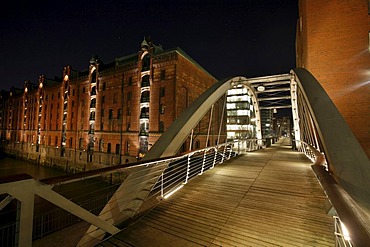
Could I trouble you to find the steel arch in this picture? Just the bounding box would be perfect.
[143,76,262,160]
[291,68,370,208]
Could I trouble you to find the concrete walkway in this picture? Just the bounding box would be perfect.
[98,138,334,246]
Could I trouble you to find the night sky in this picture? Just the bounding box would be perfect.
[0,0,298,91]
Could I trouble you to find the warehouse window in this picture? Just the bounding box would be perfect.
[107,143,111,153]
[160,87,165,97]
[160,69,165,80]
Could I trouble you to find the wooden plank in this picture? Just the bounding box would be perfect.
[99,140,335,246]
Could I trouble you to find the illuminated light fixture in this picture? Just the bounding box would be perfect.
[273,108,277,114]
[340,221,351,241]
[257,85,265,92]
[164,184,184,199]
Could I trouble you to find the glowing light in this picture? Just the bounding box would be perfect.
[164,184,184,199]
[257,85,265,92]
[340,221,351,241]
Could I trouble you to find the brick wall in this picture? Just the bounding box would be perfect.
[298,0,370,157]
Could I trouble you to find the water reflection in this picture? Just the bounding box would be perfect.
[0,157,69,180]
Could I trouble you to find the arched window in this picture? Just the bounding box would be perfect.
[90,111,96,121]
[91,70,97,83]
[117,108,122,119]
[99,139,104,151]
[116,143,120,154]
[140,107,149,118]
[140,91,150,103]
[141,75,150,87]
[125,140,130,155]
[90,98,96,108]
[159,121,164,132]
[142,54,150,71]
[107,143,111,153]
[89,123,95,134]
[196,140,200,149]
[109,109,113,119]
[91,86,96,96]
[79,138,83,149]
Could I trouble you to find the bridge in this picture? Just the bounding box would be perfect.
[1,68,369,246]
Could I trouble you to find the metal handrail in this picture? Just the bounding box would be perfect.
[296,140,326,167]
[0,140,245,247]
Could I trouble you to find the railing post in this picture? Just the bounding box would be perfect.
[212,147,217,169]
[189,129,194,151]
[221,144,226,164]
[228,144,232,159]
[16,192,35,247]
[185,155,191,184]
[161,173,164,198]
[201,149,207,175]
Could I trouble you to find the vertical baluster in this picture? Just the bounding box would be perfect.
[201,149,207,175]
[185,155,191,184]
[212,147,217,168]
[161,173,164,198]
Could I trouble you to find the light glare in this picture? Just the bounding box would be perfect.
[340,221,351,241]
[164,184,184,199]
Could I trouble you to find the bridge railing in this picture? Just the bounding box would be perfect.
[291,68,370,246]
[0,139,251,247]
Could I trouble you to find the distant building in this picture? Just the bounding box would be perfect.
[0,37,221,171]
[260,109,274,138]
[226,86,257,140]
[296,0,370,157]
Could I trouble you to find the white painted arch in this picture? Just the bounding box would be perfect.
[143,76,262,161]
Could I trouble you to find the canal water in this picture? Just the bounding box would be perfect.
[0,156,69,179]
[0,155,117,246]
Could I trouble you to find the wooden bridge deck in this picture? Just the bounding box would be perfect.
[98,138,335,246]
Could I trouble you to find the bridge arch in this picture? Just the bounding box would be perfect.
[291,68,370,208]
[143,76,262,160]
[146,68,370,209]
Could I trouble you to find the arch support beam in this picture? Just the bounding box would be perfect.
[291,68,370,208]
[143,77,262,161]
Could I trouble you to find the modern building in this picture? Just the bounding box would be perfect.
[296,0,370,158]
[0,37,221,171]
[226,86,257,140]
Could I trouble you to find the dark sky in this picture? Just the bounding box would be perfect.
[0,0,298,91]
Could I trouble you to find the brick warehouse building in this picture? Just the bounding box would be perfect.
[0,37,224,171]
[296,0,370,158]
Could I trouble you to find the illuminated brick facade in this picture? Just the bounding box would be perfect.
[296,0,370,158]
[0,38,220,171]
